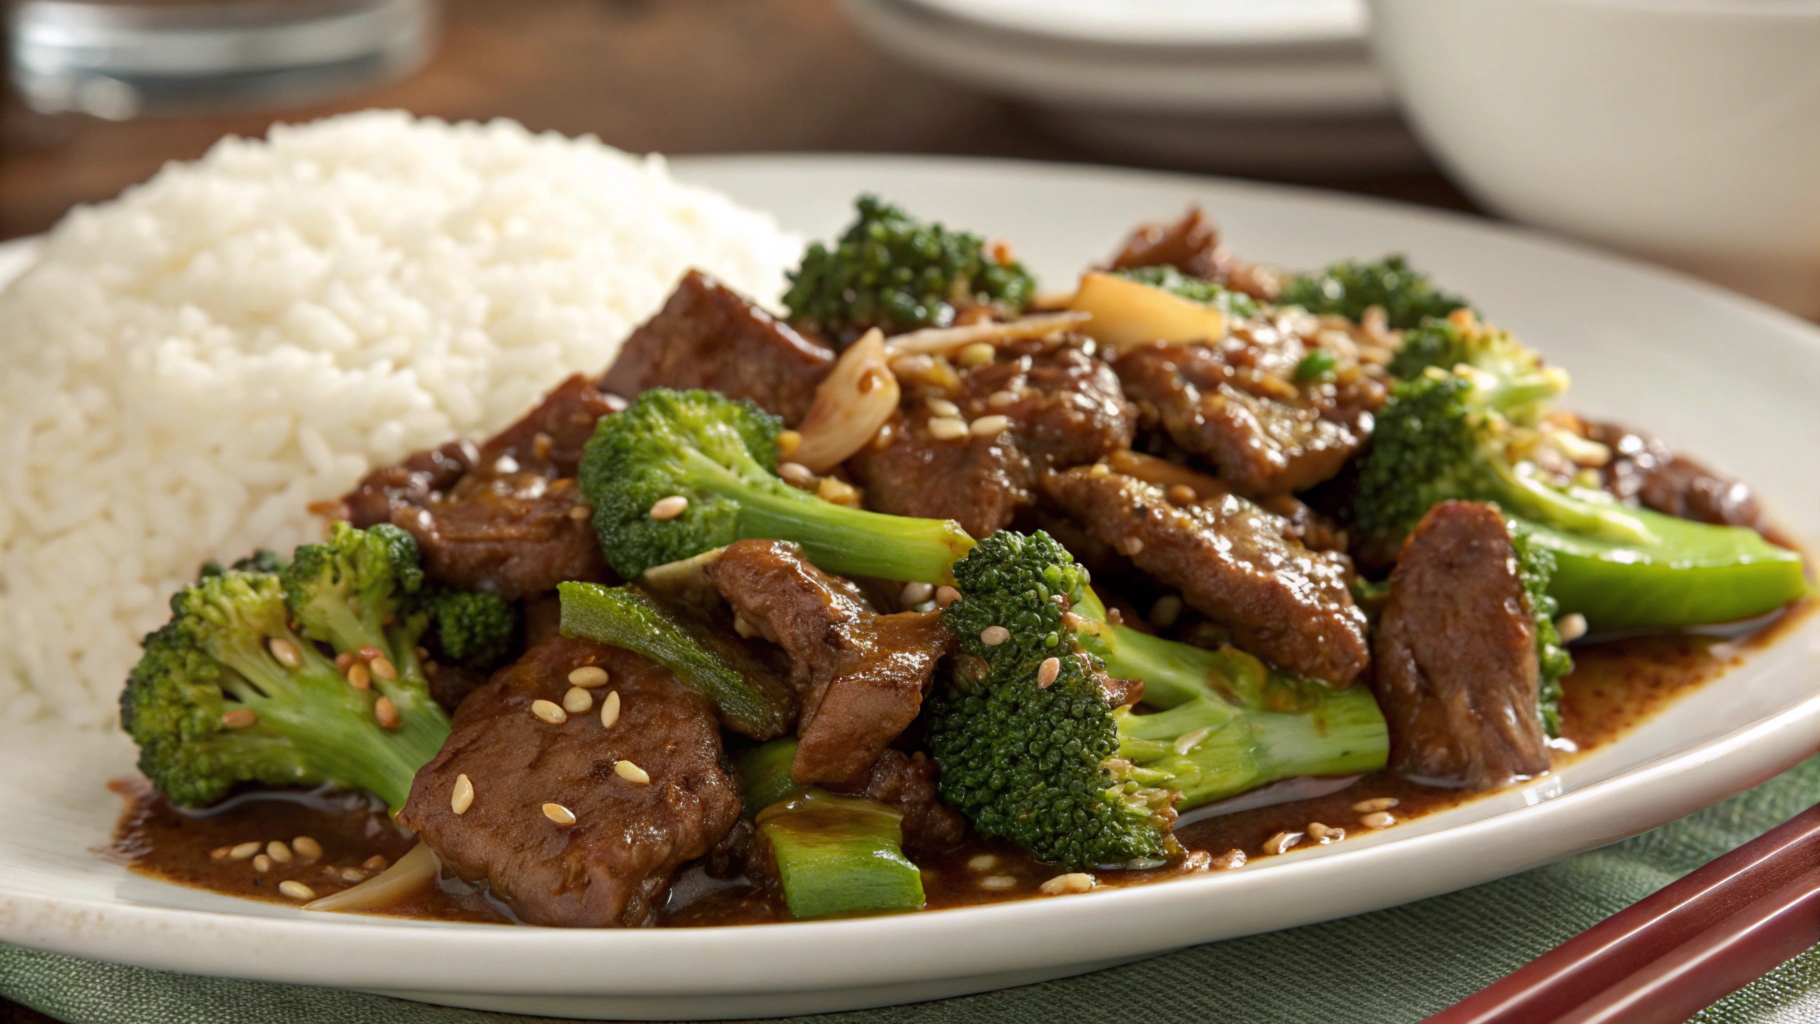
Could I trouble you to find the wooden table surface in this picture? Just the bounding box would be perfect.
[0,2,1471,1021]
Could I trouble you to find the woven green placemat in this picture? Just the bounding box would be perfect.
[7,756,1819,1024]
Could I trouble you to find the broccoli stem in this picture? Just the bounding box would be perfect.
[736,740,925,919]
[679,447,976,584]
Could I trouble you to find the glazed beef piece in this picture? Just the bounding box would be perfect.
[1373,501,1551,791]
[1581,421,1766,531]
[826,749,967,856]
[703,540,955,786]
[1114,332,1385,499]
[343,375,620,598]
[1107,206,1282,302]
[398,637,742,927]
[600,270,834,425]
[1043,466,1370,688]
[848,337,1135,537]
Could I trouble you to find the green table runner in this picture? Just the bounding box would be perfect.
[7,755,1820,1024]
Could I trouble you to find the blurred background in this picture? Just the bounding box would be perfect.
[2,0,1816,314]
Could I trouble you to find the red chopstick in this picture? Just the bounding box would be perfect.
[1423,802,1820,1024]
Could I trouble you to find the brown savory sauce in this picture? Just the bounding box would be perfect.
[108,600,1814,926]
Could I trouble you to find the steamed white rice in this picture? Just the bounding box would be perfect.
[0,110,802,727]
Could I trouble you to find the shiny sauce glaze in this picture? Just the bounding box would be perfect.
[109,600,1814,925]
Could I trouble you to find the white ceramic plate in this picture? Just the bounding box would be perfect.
[2,155,1818,1021]
[894,0,1366,49]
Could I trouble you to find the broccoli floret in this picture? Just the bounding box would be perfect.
[422,589,518,672]
[783,195,1036,342]
[579,388,975,583]
[1513,529,1573,736]
[925,531,1388,869]
[1114,265,1259,320]
[199,549,285,579]
[119,537,452,812]
[1282,255,1470,329]
[1388,310,1549,382]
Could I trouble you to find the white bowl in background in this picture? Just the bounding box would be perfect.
[1367,0,1820,317]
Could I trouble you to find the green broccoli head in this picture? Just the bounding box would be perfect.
[199,549,286,579]
[1114,265,1259,320]
[1513,529,1574,737]
[927,530,1181,869]
[1282,255,1470,329]
[1354,372,1485,538]
[580,388,975,584]
[783,194,1036,342]
[423,589,519,673]
[1388,311,1549,382]
[280,521,424,656]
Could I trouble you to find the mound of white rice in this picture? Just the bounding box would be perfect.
[0,110,801,727]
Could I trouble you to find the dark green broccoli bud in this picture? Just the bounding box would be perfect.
[926,531,1388,870]
[579,388,974,583]
[1357,361,1807,629]
[782,194,1036,342]
[1114,265,1259,320]
[280,521,424,658]
[1282,254,1470,329]
[1512,530,1573,736]
[119,557,450,812]
[199,549,285,579]
[422,589,518,673]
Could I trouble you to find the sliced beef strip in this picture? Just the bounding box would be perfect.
[1114,331,1385,499]
[703,540,955,786]
[1581,420,1766,530]
[344,440,475,530]
[1043,466,1369,688]
[826,749,968,856]
[1373,501,1551,791]
[1107,206,1282,302]
[398,636,742,927]
[600,270,834,425]
[847,337,1135,537]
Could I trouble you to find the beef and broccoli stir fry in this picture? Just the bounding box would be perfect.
[115,199,1809,926]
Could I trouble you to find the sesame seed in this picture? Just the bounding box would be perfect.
[901,581,935,606]
[210,846,232,861]
[778,461,815,485]
[778,430,802,457]
[451,773,474,815]
[979,874,1018,890]
[1037,657,1061,688]
[532,432,553,461]
[987,390,1018,409]
[733,613,760,638]
[1307,822,1345,844]
[1352,797,1399,813]
[980,625,1011,646]
[414,646,429,660]
[1167,484,1198,506]
[292,836,323,863]
[530,699,568,725]
[935,586,962,609]
[967,854,998,872]
[1149,594,1183,629]
[615,760,651,785]
[346,663,371,691]
[279,880,315,901]
[266,840,293,864]
[221,708,258,729]
[568,504,594,520]
[252,854,273,873]
[1122,537,1145,556]
[339,867,368,884]
[229,841,261,861]
[1361,811,1396,829]
[268,637,302,668]
[1262,831,1303,856]
[358,646,384,663]
[562,686,593,714]
[369,656,397,682]
[543,802,577,826]
[374,697,400,730]
[927,397,961,418]
[958,342,996,367]
[600,690,621,729]
[1557,612,1588,643]
[1213,849,1248,870]
[1088,462,1111,477]
[334,652,355,671]
[649,495,689,520]
[1040,872,1096,896]
[362,855,388,871]
[494,454,520,475]
[969,415,1011,437]
[568,666,609,688]
[1172,726,1213,755]
[927,417,968,440]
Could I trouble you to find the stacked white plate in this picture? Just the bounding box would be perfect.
[844,0,1424,174]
